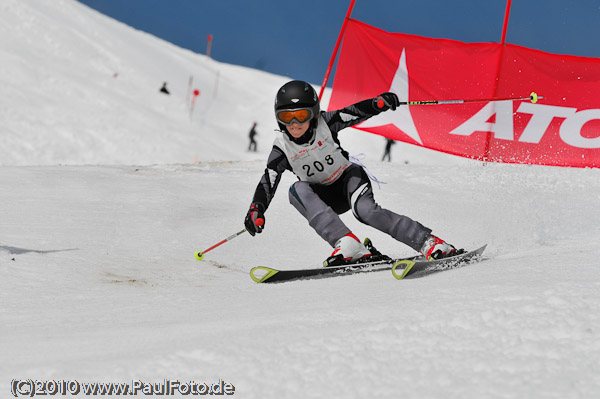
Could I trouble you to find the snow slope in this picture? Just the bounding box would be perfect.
[1,1,599,398]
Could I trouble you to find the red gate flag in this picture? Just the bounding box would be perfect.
[329,19,600,168]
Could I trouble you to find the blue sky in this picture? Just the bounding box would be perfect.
[77,0,600,87]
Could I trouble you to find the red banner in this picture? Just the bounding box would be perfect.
[329,19,600,168]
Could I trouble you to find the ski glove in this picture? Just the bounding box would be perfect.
[373,92,400,112]
[245,203,265,236]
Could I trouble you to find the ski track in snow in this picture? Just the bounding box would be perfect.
[1,1,600,398]
[2,162,600,399]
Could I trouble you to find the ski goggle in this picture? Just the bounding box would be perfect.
[276,108,314,125]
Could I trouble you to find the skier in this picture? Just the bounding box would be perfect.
[244,80,460,265]
[382,138,395,162]
[248,122,258,152]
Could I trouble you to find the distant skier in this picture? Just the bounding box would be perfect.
[248,122,258,152]
[160,82,170,95]
[382,138,395,162]
[244,80,461,265]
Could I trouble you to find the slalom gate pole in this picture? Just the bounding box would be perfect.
[318,0,356,100]
[400,92,541,106]
[195,228,247,260]
[500,0,513,45]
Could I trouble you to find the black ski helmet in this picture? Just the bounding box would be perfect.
[274,80,320,124]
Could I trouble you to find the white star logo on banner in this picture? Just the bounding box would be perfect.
[359,49,423,145]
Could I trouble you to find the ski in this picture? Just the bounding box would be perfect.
[392,245,487,280]
[250,254,422,284]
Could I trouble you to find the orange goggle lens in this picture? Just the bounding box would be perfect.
[276,109,313,125]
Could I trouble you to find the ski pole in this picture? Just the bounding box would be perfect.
[194,212,265,260]
[401,91,542,106]
[194,228,249,260]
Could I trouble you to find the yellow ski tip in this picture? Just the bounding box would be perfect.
[392,259,416,280]
[250,266,279,283]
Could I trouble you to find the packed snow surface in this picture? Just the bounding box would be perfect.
[1,1,599,398]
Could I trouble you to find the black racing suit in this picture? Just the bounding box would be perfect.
[250,99,431,250]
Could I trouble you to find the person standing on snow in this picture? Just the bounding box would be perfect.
[160,82,170,95]
[244,80,460,265]
[382,138,395,162]
[248,122,258,152]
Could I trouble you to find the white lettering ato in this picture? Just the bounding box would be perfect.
[450,102,600,149]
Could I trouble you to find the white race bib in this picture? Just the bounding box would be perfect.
[274,121,351,185]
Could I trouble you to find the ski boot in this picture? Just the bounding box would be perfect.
[323,233,372,267]
[420,234,464,260]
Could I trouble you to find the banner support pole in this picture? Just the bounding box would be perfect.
[318,0,356,101]
[500,0,512,45]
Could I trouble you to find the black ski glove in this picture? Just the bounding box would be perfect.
[244,203,265,236]
[373,92,400,111]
